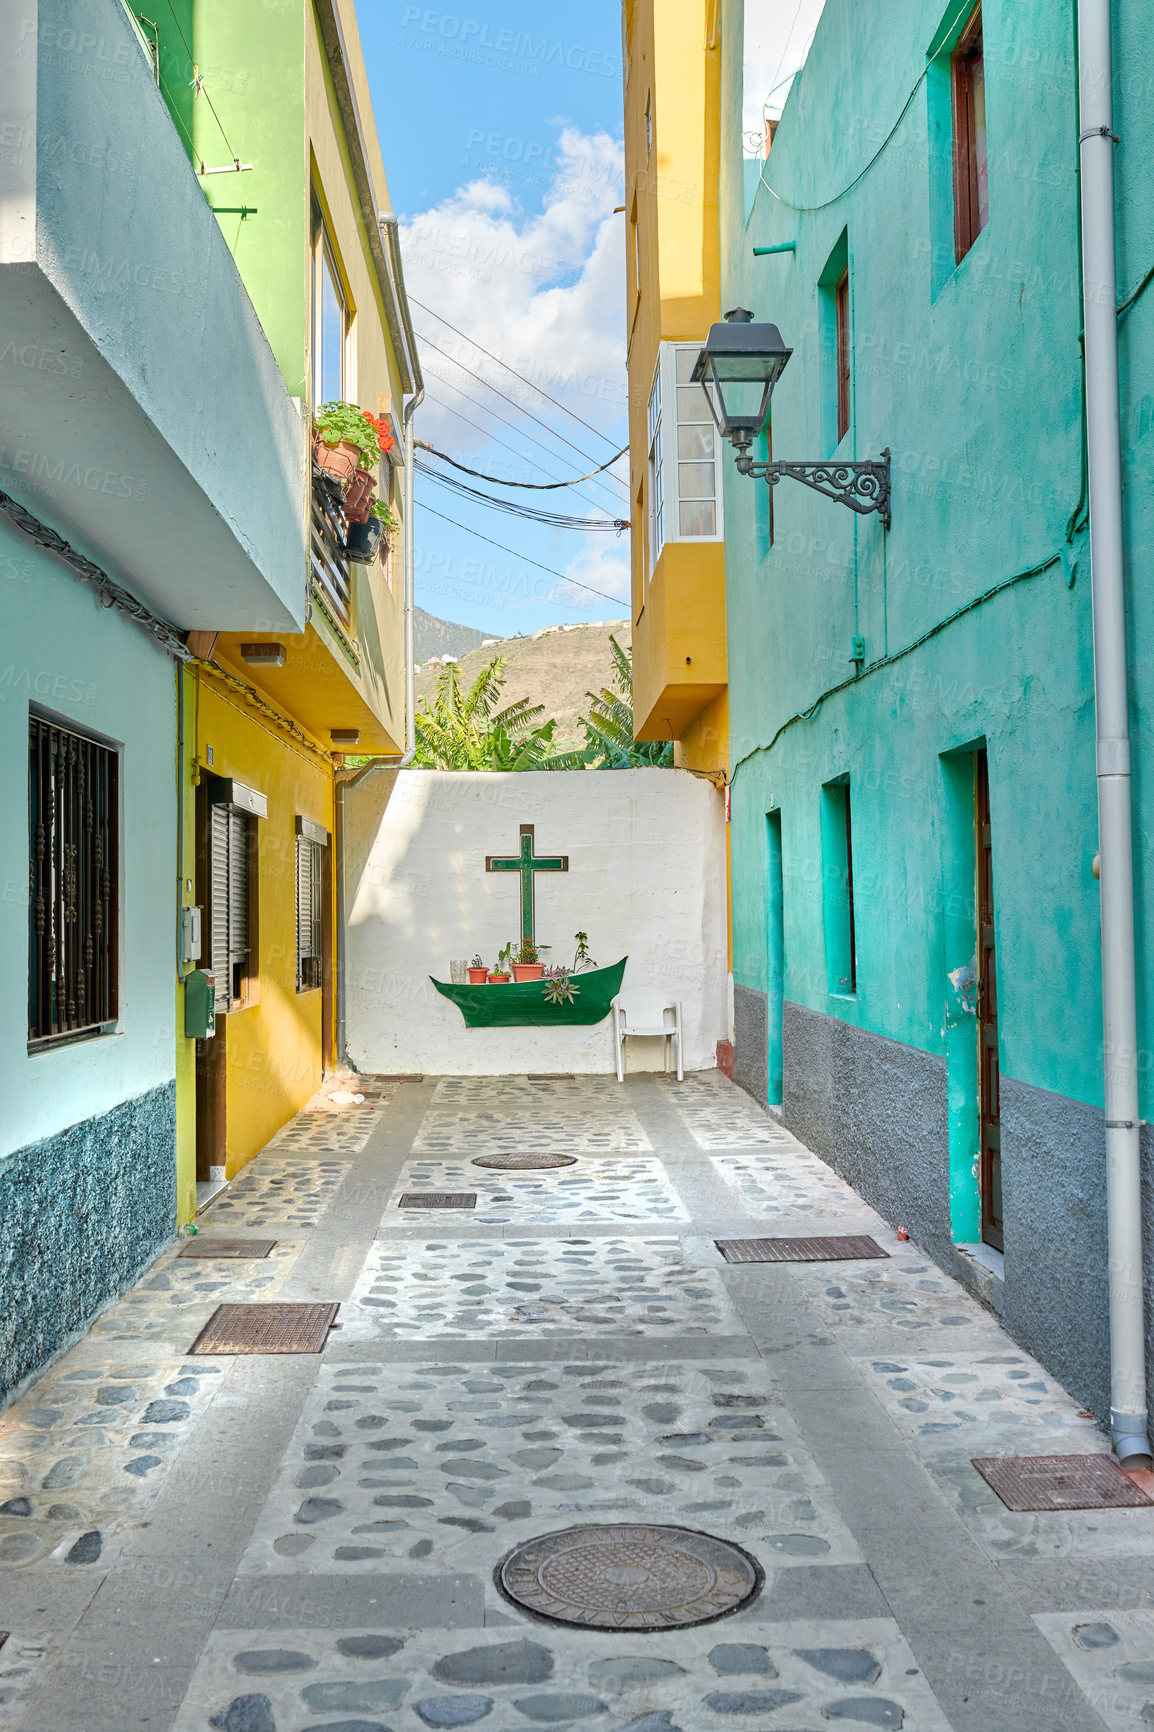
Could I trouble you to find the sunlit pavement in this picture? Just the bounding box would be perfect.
[0,1072,1144,1731]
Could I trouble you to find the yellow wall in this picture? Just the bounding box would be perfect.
[195,669,335,1177]
[624,0,728,778]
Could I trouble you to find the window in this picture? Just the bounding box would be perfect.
[647,364,664,569]
[674,348,718,536]
[311,199,349,408]
[821,778,856,996]
[208,796,257,1012]
[952,6,988,262]
[28,715,118,1045]
[645,344,723,568]
[296,819,328,993]
[835,269,851,444]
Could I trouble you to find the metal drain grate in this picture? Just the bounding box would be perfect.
[972,1454,1153,1511]
[377,1074,425,1082]
[715,1235,888,1263]
[178,1238,276,1259]
[527,1074,576,1081]
[399,1191,478,1209]
[187,1302,339,1355]
[472,1153,578,1171]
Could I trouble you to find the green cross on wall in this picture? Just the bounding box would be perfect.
[485,824,568,947]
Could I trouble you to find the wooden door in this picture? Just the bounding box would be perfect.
[975,750,1003,1249]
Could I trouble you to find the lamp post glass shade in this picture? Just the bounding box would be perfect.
[690,309,792,446]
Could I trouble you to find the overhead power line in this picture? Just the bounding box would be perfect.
[421,373,625,512]
[415,325,630,496]
[414,498,628,607]
[411,295,623,452]
[416,438,627,490]
[415,457,627,531]
[422,388,618,521]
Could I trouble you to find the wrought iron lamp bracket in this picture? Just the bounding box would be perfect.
[734,446,891,530]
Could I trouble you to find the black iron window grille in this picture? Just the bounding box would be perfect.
[29,715,119,1045]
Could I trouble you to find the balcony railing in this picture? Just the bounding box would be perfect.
[310,478,353,633]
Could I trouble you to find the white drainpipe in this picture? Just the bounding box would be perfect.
[1077,0,1151,1467]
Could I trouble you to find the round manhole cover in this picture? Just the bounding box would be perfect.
[471,1153,578,1170]
[495,1523,764,1630]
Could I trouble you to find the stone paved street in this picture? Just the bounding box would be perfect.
[0,1073,1150,1731]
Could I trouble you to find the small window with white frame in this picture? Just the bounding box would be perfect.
[311,196,352,409]
[646,344,724,567]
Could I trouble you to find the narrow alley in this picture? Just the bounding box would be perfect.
[0,1072,1144,1732]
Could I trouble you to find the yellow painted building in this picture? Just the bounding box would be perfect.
[623,0,729,778]
[156,0,421,1214]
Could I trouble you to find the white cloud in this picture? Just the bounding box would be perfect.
[553,538,631,613]
[400,127,628,490]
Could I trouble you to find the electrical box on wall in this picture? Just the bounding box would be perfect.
[185,970,216,1039]
[180,906,202,966]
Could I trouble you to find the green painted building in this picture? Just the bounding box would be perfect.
[719,0,1154,1418]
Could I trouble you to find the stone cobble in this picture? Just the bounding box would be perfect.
[383,1159,689,1225]
[708,1151,869,1219]
[659,1075,793,1148]
[170,1618,951,1732]
[200,1160,351,1232]
[343,1238,742,1339]
[236,1358,859,1577]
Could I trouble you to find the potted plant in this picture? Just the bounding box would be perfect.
[543,965,580,1005]
[489,942,513,984]
[346,498,398,565]
[467,954,488,985]
[344,469,375,523]
[312,402,380,496]
[512,940,548,983]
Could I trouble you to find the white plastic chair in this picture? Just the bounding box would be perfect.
[612,989,683,1082]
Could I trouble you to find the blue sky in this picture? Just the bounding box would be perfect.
[359,1,632,638]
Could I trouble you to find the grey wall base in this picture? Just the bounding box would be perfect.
[0,1081,176,1403]
[733,983,768,1106]
[782,1001,953,1267]
[734,995,1130,1428]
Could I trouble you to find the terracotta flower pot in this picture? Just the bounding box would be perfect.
[344,470,375,523]
[488,973,511,984]
[512,963,544,982]
[467,967,489,984]
[312,435,359,494]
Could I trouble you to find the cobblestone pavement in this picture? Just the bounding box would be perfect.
[0,1071,1147,1732]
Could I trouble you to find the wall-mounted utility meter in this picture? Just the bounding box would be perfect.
[180,906,203,966]
[185,969,216,1039]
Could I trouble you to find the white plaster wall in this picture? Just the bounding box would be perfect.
[345,768,727,1076]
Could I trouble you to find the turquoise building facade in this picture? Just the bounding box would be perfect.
[720,0,1154,1415]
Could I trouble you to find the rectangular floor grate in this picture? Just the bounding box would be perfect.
[972,1453,1153,1511]
[187,1302,339,1355]
[527,1074,576,1081]
[398,1192,477,1210]
[715,1234,889,1264]
[178,1238,276,1260]
[377,1074,425,1082]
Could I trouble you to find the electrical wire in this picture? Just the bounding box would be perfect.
[415,457,626,530]
[758,0,974,213]
[416,438,627,490]
[421,372,626,511]
[415,326,630,495]
[410,296,623,452]
[160,0,239,162]
[422,388,619,520]
[414,498,627,606]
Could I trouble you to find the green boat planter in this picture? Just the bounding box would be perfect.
[432,958,627,1029]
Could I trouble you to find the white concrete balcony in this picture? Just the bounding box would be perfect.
[0,0,307,631]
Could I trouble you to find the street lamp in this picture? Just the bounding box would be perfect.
[691,308,891,529]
